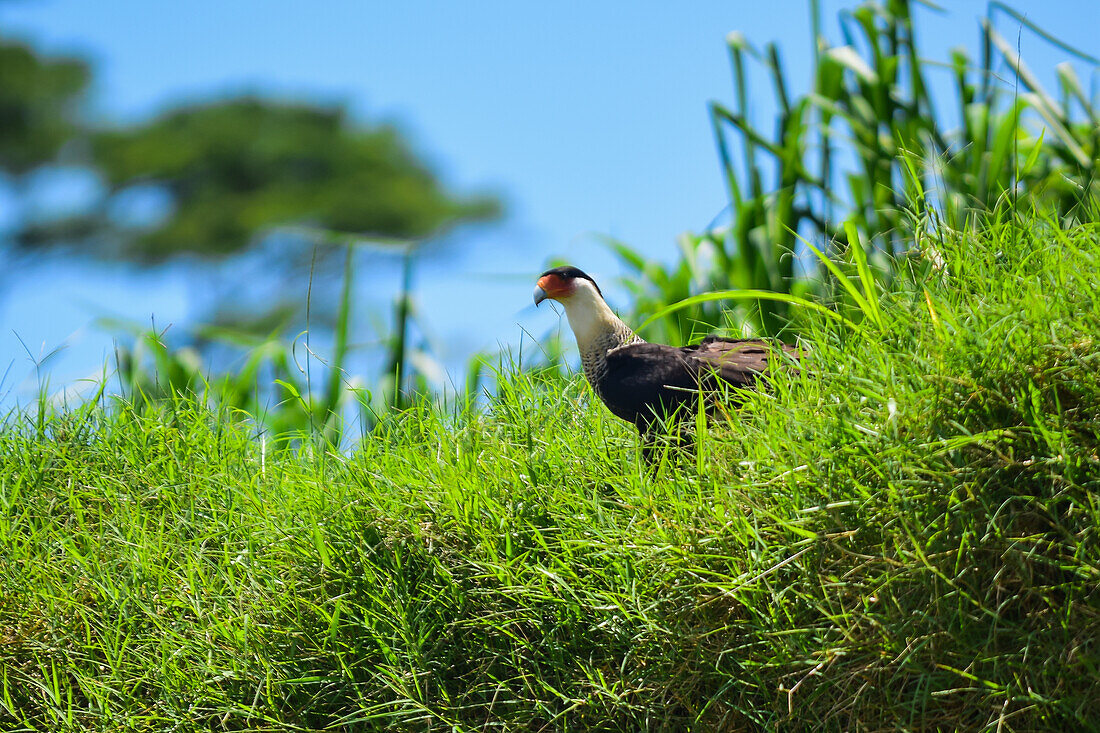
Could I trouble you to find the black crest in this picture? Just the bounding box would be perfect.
[539,265,603,297]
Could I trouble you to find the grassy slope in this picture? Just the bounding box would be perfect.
[2,215,1099,731]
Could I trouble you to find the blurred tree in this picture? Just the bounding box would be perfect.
[85,98,499,261]
[0,38,89,174]
[14,96,499,260]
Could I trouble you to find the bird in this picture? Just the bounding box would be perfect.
[533,265,799,459]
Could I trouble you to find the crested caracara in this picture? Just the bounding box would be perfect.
[534,266,799,456]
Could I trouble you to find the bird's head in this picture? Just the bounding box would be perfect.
[533,266,603,306]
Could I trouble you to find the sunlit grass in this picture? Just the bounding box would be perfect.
[616,1,1098,344]
[2,212,1099,730]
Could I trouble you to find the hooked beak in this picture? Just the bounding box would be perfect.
[533,274,557,306]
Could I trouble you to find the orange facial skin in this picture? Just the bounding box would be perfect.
[534,272,577,305]
[536,273,573,300]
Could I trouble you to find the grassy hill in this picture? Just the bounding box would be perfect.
[2,212,1099,730]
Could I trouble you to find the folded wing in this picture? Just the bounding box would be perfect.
[680,336,800,388]
[597,336,799,429]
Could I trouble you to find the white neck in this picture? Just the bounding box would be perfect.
[559,280,637,354]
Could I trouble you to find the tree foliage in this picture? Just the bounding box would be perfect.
[89,98,500,260]
[0,39,499,262]
[0,38,89,174]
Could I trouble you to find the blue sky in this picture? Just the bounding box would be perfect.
[1,0,1097,402]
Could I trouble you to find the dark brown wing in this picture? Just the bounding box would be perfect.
[597,342,699,427]
[596,337,799,430]
[679,336,800,388]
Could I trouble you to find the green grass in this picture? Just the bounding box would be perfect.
[3,212,1100,731]
[613,0,1099,344]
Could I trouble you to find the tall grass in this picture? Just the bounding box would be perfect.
[3,210,1098,730]
[619,0,1098,343]
[106,234,451,444]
